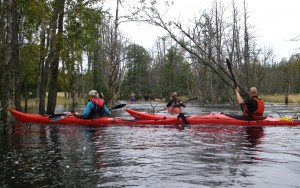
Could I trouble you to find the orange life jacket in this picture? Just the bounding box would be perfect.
[243,97,264,119]
[167,107,182,114]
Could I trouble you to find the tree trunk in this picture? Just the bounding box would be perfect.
[243,0,250,87]
[70,49,77,109]
[12,0,21,111]
[107,0,121,106]
[24,78,28,112]
[1,0,13,109]
[37,15,47,115]
[46,0,65,114]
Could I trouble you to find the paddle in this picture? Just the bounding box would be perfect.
[226,58,244,112]
[157,97,198,112]
[177,113,189,126]
[109,103,126,110]
[226,58,238,89]
[183,97,198,103]
[49,103,126,122]
[226,59,248,96]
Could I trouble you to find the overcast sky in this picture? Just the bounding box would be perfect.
[105,0,300,61]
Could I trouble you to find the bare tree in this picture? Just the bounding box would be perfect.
[106,0,122,106]
[133,1,240,91]
[102,0,128,105]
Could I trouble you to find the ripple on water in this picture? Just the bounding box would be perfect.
[1,104,300,187]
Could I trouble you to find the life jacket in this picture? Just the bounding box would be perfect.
[88,98,105,118]
[168,106,182,114]
[243,97,264,119]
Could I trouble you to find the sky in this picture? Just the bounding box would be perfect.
[104,0,300,61]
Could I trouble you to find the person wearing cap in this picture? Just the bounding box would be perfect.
[80,90,111,118]
[235,87,264,119]
[164,92,186,114]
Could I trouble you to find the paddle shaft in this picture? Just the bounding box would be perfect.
[226,58,244,113]
[226,59,238,88]
[183,97,198,103]
[157,97,198,112]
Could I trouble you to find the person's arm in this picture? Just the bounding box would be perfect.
[81,101,93,117]
[103,105,111,116]
[235,88,244,105]
[166,100,172,108]
[180,100,186,108]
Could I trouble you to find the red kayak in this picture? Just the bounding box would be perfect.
[125,108,300,126]
[7,108,300,127]
[7,108,182,126]
[126,108,174,120]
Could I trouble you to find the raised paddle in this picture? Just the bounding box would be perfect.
[156,97,198,112]
[226,58,238,89]
[226,58,248,96]
[49,103,126,122]
[226,58,244,112]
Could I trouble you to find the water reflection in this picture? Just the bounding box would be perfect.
[245,127,264,148]
[183,125,265,186]
[0,103,300,187]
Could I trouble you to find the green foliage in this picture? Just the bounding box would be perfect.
[122,44,152,99]
[20,44,40,97]
[160,46,192,97]
[58,1,107,101]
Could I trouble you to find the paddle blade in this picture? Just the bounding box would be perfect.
[109,104,126,110]
[226,58,232,70]
[49,114,68,122]
[184,97,198,103]
[177,113,189,125]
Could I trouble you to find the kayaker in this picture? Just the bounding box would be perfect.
[235,87,264,119]
[78,90,111,118]
[128,96,136,103]
[163,92,186,114]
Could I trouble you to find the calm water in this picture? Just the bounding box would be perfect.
[1,101,300,188]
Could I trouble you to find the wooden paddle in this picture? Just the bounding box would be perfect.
[49,103,126,122]
[156,97,198,112]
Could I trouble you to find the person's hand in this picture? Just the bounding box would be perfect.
[235,87,240,93]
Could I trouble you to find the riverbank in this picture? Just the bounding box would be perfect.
[261,94,300,104]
